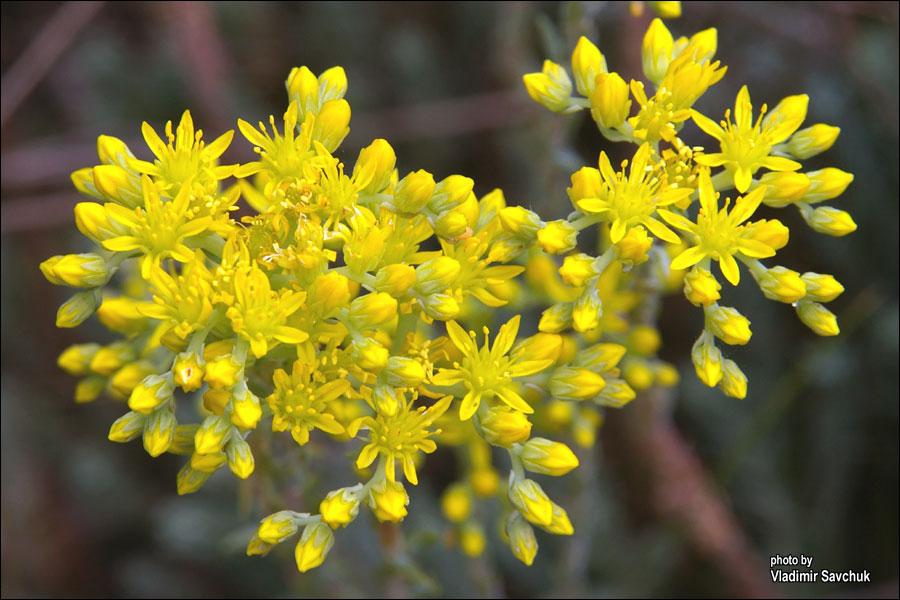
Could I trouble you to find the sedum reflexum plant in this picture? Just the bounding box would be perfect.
[43,8,853,574]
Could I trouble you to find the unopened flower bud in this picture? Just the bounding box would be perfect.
[320,485,362,528]
[368,478,409,523]
[480,406,532,447]
[128,374,173,414]
[708,305,752,345]
[519,438,579,476]
[536,220,578,254]
[796,300,840,336]
[295,522,335,573]
[684,267,721,306]
[394,170,436,213]
[225,437,255,479]
[801,272,844,302]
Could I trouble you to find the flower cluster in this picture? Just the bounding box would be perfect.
[44,6,852,575]
[522,16,852,398]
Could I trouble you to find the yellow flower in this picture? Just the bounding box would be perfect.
[692,86,806,192]
[226,263,309,358]
[659,171,780,285]
[294,522,334,573]
[102,176,215,278]
[268,360,349,446]
[350,394,451,484]
[433,316,554,420]
[575,143,691,244]
[128,110,235,195]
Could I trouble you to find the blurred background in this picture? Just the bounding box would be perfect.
[2,1,897,597]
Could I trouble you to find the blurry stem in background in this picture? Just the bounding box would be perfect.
[603,393,779,598]
[0,1,105,128]
[716,286,886,485]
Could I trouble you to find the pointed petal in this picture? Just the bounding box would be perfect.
[458,390,481,421]
[691,109,725,140]
[719,253,741,285]
[736,237,776,258]
[492,315,520,359]
[642,216,680,243]
[670,246,708,271]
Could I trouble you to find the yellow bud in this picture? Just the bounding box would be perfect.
[75,202,128,243]
[226,437,255,479]
[355,139,396,194]
[384,357,426,388]
[433,209,469,239]
[58,343,101,376]
[110,361,156,397]
[756,266,807,303]
[351,338,389,371]
[74,375,105,403]
[623,360,655,391]
[246,532,274,557]
[538,303,573,333]
[203,353,243,390]
[96,134,135,167]
[368,479,409,523]
[571,36,607,97]
[567,166,605,205]
[258,510,302,544]
[683,266,721,306]
[320,486,362,528]
[683,26,716,61]
[56,290,101,328]
[176,464,212,495]
[708,305,752,345]
[72,168,101,200]
[89,341,136,376]
[642,19,674,84]
[230,386,262,430]
[796,300,839,336]
[194,414,234,455]
[97,296,149,335]
[762,94,809,144]
[422,293,460,321]
[440,483,472,523]
[506,514,538,566]
[92,164,142,207]
[590,71,632,129]
[470,468,499,497]
[159,327,189,353]
[295,522,335,573]
[312,98,350,152]
[128,374,173,414]
[171,351,205,392]
[718,359,748,399]
[480,407,532,447]
[429,175,475,214]
[347,292,398,329]
[801,272,844,303]
[691,335,723,387]
[512,332,563,364]
[309,271,352,317]
[394,169,436,213]
[656,362,680,387]
[108,410,147,443]
[549,367,606,401]
[536,220,578,255]
[803,168,854,204]
[595,377,636,407]
[788,124,840,159]
[614,224,652,265]
[169,425,200,455]
[558,253,596,287]
[759,171,811,208]
[190,450,227,473]
[143,408,177,457]
[499,206,542,239]
[572,289,602,333]
[523,60,573,112]
[374,264,416,296]
[745,219,790,251]
[649,1,682,18]
[286,66,320,118]
[573,342,627,371]
[39,256,65,285]
[202,388,230,415]
[460,521,487,557]
[628,325,661,356]
[803,206,857,236]
[44,253,108,288]
[509,477,553,526]
[541,502,575,536]
[519,438,579,476]
[415,256,461,295]
[317,66,347,104]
